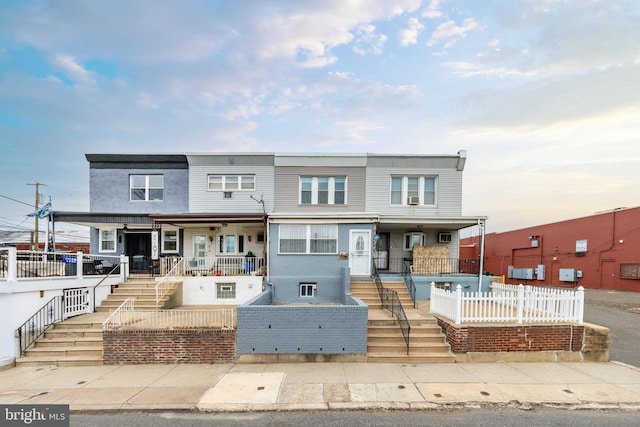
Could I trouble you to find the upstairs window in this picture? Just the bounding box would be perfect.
[130,175,164,201]
[208,175,255,191]
[390,176,437,206]
[299,176,347,205]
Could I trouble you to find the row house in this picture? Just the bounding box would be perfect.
[55,151,486,303]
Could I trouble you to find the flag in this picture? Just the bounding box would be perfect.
[27,201,53,219]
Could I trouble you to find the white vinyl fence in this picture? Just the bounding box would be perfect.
[430,282,584,325]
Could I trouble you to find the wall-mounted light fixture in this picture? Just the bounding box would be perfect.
[248,235,252,242]
[209,236,214,243]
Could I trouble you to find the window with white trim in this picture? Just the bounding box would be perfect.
[208,175,255,191]
[299,176,346,205]
[404,232,425,251]
[100,229,116,252]
[279,224,338,254]
[390,176,437,206]
[162,229,179,253]
[130,175,164,201]
[217,283,236,299]
[300,283,316,297]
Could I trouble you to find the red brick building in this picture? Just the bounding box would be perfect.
[461,206,640,291]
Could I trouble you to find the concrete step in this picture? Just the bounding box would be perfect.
[15,355,103,367]
[35,337,102,348]
[367,353,455,363]
[24,346,103,358]
[45,328,103,338]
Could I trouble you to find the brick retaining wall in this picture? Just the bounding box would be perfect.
[103,328,237,364]
[435,317,584,353]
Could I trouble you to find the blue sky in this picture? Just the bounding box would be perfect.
[1,0,639,240]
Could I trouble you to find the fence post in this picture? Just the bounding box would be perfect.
[76,250,83,279]
[576,286,584,324]
[517,284,524,324]
[120,254,127,282]
[7,247,17,282]
[455,284,462,325]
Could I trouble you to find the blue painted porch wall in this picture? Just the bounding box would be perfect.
[268,223,374,303]
[409,275,491,300]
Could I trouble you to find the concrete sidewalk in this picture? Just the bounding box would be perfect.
[1,361,640,412]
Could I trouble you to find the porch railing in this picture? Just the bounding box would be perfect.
[1,248,122,280]
[373,263,410,354]
[374,256,480,275]
[102,309,235,330]
[430,282,585,325]
[160,256,264,277]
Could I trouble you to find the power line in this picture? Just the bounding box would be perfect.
[0,193,33,207]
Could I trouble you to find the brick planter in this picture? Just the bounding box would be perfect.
[435,317,584,353]
[103,328,237,364]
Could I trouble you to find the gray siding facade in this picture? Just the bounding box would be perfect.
[365,155,464,217]
[268,222,374,303]
[187,154,275,213]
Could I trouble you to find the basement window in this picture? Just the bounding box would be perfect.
[217,283,236,299]
[300,283,317,297]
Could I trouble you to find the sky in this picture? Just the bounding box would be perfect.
[1,0,639,242]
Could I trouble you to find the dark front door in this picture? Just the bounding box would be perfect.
[126,232,151,274]
[374,232,390,271]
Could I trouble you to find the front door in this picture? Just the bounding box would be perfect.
[193,235,207,269]
[349,229,371,276]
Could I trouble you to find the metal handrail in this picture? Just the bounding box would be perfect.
[403,258,417,308]
[373,262,410,354]
[102,297,136,330]
[155,258,184,307]
[17,296,64,355]
[91,261,126,312]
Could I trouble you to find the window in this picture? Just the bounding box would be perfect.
[208,175,255,191]
[218,235,244,254]
[130,175,164,201]
[404,232,425,251]
[162,229,178,253]
[390,176,437,206]
[621,264,640,279]
[279,224,338,254]
[300,283,316,297]
[100,229,116,252]
[299,176,347,205]
[217,283,236,299]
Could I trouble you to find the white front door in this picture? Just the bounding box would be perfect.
[349,229,371,276]
[193,235,207,268]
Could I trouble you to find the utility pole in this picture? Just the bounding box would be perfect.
[28,182,45,251]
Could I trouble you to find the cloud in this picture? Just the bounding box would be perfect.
[421,0,444,19]
[352,24,387,55]
[52,54,94,84]
[398,17,425,46]
[427,18,482,48]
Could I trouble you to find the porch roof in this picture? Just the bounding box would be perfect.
[53,211,153,229]
[377,215,487,231]
[149,213,266,227]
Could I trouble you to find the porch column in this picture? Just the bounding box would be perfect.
[6,247,17,282]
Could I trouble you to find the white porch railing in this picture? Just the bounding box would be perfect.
[155,258,183,307]
[102,309,235,330]
[160,256,265,276]
[102,297,136,330]
[430,282,584,325]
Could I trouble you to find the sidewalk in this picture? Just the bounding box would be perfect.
[1,361,640,412]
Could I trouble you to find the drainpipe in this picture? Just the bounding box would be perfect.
[477,219,486,292]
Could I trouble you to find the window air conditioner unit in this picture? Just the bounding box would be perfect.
[224,191,233,199]
[407,196,420,205]
[438,232,452,243]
